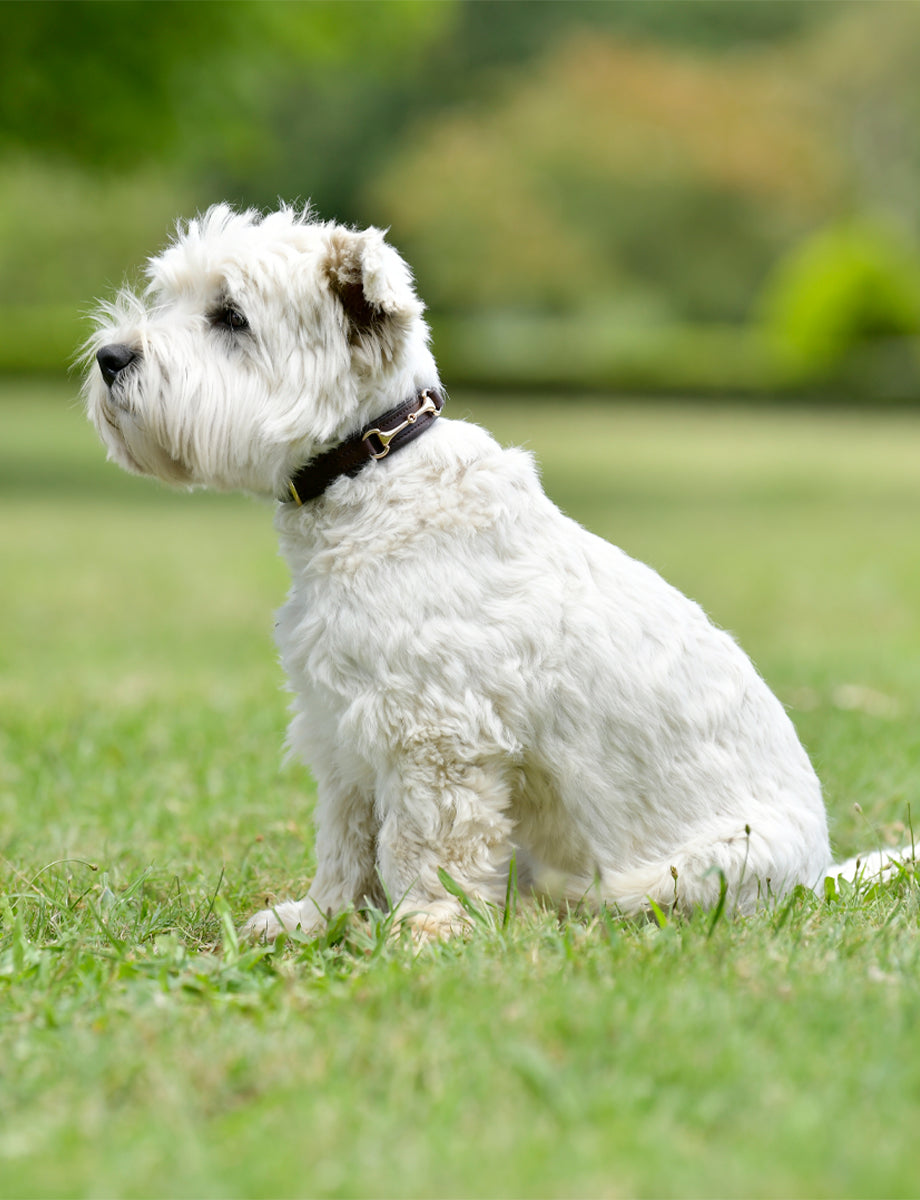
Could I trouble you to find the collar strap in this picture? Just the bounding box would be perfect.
[283,387,444,505]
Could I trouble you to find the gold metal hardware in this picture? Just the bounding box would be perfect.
[361,391,438,460]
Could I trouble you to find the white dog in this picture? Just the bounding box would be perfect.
[83,204,910,939]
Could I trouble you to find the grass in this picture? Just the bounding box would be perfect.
[2,378,920,1199]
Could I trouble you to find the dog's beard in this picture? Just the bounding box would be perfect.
[115,409,192,484]
[91,378,193,485]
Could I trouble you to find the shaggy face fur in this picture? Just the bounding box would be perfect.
[85,205,431,496]
[85,204,897,941]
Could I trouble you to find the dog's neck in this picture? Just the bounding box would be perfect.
[281,387,445,506]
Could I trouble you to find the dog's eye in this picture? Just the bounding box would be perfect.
[212,306,249,333]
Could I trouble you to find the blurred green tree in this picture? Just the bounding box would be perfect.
[761,222,920,372]
[0,0,453,368]
[0,1,450,172]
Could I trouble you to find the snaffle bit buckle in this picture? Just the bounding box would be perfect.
[361,391,439,460]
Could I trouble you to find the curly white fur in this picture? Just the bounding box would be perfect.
[83,204,914,939]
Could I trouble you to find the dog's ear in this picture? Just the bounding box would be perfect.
[323,227,424,352]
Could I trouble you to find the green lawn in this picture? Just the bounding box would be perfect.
[2,379,920,1199]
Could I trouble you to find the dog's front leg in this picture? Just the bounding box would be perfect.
[374,752,515,939]
[244,784,379,942]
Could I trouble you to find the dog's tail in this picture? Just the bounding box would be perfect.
[545,823,830,917]
[823,844,918,889]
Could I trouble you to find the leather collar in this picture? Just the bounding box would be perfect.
[282,387,444,505]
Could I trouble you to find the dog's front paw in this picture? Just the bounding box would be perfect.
[242,899,314,943]
[397,900,474,944]
[243,907,284,942]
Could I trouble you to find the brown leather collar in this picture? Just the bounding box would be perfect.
[282,387,444,505]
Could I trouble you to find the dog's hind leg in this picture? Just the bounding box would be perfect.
[560,820,829,918]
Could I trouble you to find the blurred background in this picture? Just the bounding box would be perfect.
[3,0,920,400]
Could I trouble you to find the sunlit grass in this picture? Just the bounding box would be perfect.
[3,379,920,1198]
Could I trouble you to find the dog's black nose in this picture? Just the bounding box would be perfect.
[96,343,139,387]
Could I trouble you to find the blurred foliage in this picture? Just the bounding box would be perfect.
[2,0,920,396]
[0,1,451,179]
[372,34,837,320]
[762,223,920,374]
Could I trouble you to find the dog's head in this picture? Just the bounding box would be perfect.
[83,204,435,496]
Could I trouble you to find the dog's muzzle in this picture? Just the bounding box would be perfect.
[96,343,140,388]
